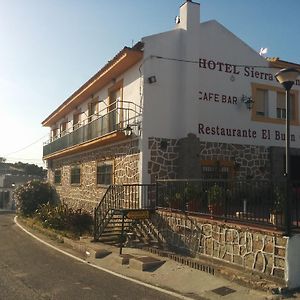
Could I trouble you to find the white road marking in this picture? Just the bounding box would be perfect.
[14,216,194,300]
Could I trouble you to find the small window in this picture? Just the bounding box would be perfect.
[54,169,61,184]
[201,160,234,180]
[97,162,113,185]
[255,88,268,116]
[70,166,81,184]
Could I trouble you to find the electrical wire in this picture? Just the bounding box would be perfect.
[151,55,300,70]
[2,134,48,157]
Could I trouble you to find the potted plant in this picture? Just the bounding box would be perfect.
[269,187,285,226]
[207,184,224,216]
[172,192,182,209]
[184,183,201,212]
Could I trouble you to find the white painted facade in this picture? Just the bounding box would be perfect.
[139,0,300,183]
[49,64,142,137]
[44,0,300,184]
[42,1,300,288]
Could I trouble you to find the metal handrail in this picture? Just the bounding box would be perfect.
[43,100,142,156]
[46,99,141,144]
[93,184,156,241]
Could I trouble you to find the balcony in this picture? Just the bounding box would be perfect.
[43,101,141,158]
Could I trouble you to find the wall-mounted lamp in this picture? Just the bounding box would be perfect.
[124,124,133,136]
[123,124,141,137]
[147,76,157,84]
[240,94,254,110]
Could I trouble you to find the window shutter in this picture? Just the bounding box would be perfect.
[277,92,285,109]
[255,89,267,115]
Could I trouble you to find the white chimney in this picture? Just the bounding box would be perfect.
[175,0,200,31]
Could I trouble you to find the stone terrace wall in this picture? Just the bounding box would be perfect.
[148,134,271,181]
[48,139,140,213]
[151,210,287,279]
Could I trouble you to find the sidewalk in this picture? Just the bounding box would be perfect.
[16,216,295,300]
[73,238,269,300]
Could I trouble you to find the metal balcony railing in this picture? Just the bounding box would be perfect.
[43,100,141,157]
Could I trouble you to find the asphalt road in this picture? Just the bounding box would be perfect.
[0,212,177,300]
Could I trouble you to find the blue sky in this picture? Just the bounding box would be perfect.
[0,0,299,166]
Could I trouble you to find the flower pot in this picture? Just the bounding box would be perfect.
[187,199,200,212]
[208,203,223,216]
[269,212,285,227]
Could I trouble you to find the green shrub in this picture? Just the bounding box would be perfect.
[15,180,54,216]
[68,208,93,235]
[36,202,69,230]
[35,203,93,236]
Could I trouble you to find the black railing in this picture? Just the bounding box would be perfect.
[156,179,300,231]
[43,100,142,157]
[93,180,300,240]
[93,184,156,241]
[43,111,120,156]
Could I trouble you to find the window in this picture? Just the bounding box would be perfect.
[255,88,268,116]
[54,169,62,184]
[97,162,113,185]
[60,121,68,136]
[277,92,296,120]
[252,83,299,125]
[201,160,234,179]
[70,166,81,184]
[108,80,123,132]
[51,128,59,141]
[88,101,98,123]
[73,113,81,130]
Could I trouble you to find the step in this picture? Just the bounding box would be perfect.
[86,248,112,259]
[115,254,134,265]
[129,256,165,271]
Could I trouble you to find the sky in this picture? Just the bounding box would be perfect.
[0,0,299,167]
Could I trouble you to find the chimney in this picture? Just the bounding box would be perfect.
[175,0,200,31]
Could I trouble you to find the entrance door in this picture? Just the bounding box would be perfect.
[108,83,122,132]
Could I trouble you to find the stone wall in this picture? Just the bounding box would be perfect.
[48,139,140,212]
[148,134,271,181]
[148,137,180,182]
[198,141,270,180]
[151,210,287,279]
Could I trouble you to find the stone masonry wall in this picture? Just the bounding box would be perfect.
[148,137,180,183]
[48,139,140,213]
[199,141,270,180]
[148,134,271,181]
[152,210,287,279]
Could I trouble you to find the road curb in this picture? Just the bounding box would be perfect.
[14,216,194,300]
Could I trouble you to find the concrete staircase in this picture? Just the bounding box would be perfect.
[96,210,164,249]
